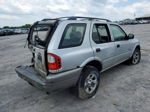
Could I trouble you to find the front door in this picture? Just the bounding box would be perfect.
[109,24,131,63]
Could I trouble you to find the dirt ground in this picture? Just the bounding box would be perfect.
[0,24,150,112]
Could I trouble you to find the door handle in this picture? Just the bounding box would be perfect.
[96,48,101,52]
[117,44,120,48]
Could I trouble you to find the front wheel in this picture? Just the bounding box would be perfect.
[129,48,141,65]
[75,66,100,100]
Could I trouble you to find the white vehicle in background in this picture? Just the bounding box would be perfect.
[21,28,29,34]
[14,29,22,34]
[139,20,148,24]
[14,28,29,34]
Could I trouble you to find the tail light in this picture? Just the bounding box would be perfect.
[47,53,61,70]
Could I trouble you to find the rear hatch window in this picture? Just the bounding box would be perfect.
[30,25,52,47]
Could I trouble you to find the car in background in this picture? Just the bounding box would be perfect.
[21,28,30,34]
[14,28,29,34]
[2,29,15,35]
[0,28,30,36]
[139,20,149,24]
[14,29,22,34]
[0,29,5,36]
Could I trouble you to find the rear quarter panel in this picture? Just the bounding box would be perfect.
[47,21,94,73]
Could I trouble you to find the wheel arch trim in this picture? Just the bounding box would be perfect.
[80,57,103,71]
[130,44,141,57]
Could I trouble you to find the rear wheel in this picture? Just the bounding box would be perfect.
[74,66,100,100]
[129,48,141,65]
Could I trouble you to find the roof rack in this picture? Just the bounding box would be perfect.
[58,16,111,22]
[42,16,111,22]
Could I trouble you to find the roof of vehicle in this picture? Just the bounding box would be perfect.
[37,16,112,25]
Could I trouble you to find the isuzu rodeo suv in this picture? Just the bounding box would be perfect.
[15,16,141,99]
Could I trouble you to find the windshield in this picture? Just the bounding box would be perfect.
[30,25,52,46]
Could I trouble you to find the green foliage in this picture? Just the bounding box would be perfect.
[21,24,32,28]
[3,26,10,28]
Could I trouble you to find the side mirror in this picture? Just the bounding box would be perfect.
[128,34,134,39]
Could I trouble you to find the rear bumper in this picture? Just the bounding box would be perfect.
[15,66,81,92]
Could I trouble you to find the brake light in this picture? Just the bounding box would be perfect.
[47,53,61,70]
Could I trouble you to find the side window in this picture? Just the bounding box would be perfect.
[92,24,110,44]
[110,25,126,41]
[59,23,86,49]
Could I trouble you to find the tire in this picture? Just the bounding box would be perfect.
[129,47,141,65]
[74,66,100,100]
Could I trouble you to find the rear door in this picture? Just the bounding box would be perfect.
[109,24,131,63]
[54,22,94,72]
[90,22,116,70]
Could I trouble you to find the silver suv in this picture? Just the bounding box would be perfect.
[16,16,141,99]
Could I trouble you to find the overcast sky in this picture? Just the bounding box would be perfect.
[0,0,150,27]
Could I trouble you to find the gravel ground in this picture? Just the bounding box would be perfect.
[0,24,150,112]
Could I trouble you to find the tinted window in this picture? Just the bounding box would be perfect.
[59,23,86,48]
[110,25,126,41]
[92,24,110,44]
